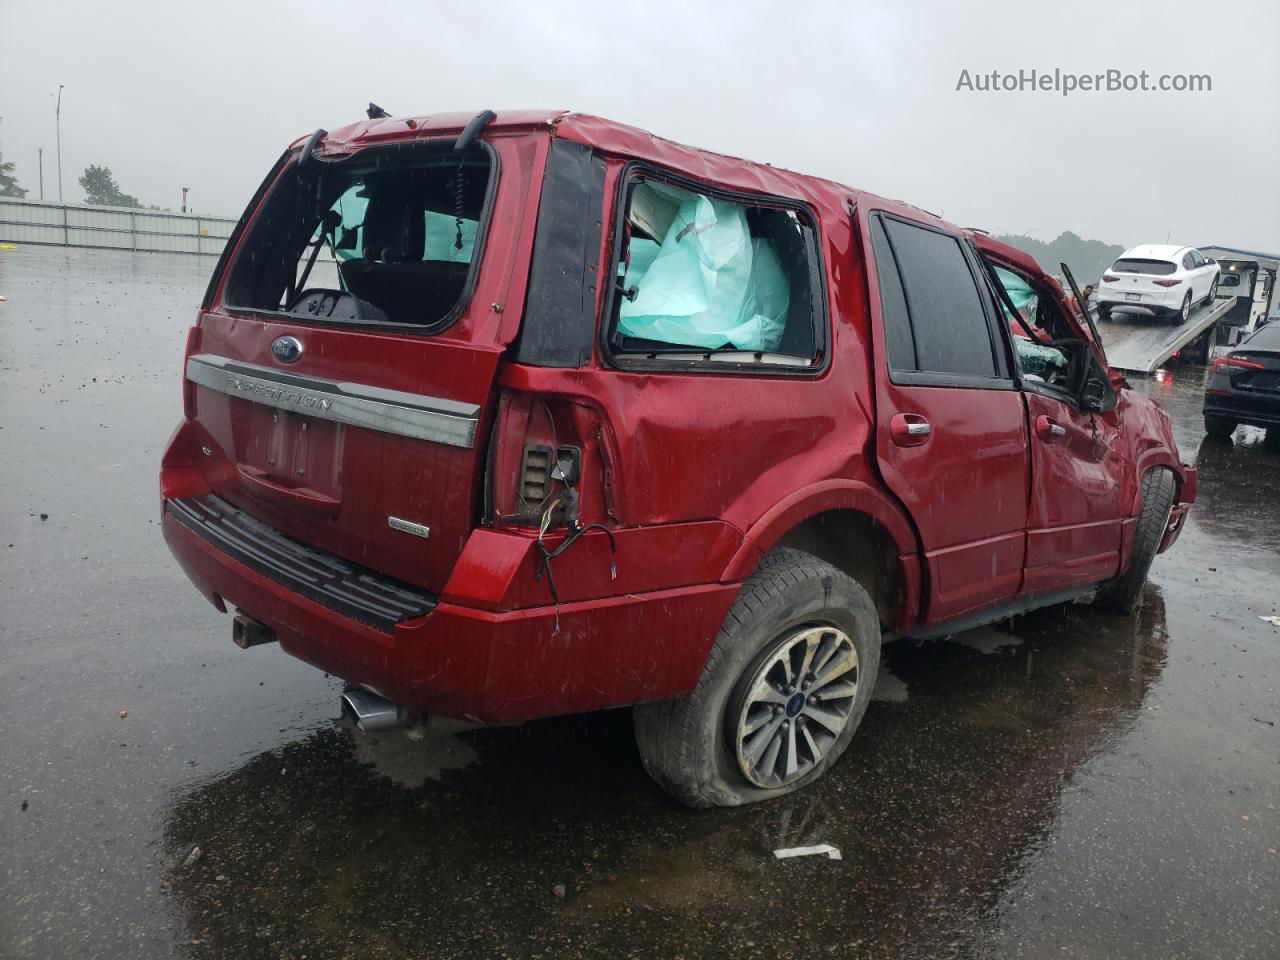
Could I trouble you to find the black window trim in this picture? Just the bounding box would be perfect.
[974,247,1113,411]
[599,161,831,378]
[869,210,1015,391]
[217,138,501,337]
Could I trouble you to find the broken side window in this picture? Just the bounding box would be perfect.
[987,261,1080,391]
[222,142,491,330]
[607,179,820,364]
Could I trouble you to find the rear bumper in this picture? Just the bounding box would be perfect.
[1204,393,1280,428]
[1097,299,1179,317]
[162,502,740,725]
[1096,285,1183,315]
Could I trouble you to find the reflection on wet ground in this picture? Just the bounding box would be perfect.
[2,249,1278,959]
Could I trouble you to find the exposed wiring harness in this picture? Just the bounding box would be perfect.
[535,495,617,636]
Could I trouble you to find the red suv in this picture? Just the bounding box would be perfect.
[161,110,1195,807]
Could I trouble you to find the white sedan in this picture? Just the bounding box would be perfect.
[1095,244,1220,324]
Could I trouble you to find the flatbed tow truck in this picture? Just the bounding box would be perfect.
[1097,295,1236,373]
[1090,245,1278,374]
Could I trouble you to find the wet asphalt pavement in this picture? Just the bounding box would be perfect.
[1,246,1277,959]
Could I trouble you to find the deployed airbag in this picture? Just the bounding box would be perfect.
[618,184,790,351]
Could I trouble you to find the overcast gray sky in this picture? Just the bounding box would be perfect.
[1,0,1277,250]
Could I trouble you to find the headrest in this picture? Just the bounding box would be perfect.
[361,189,424,262]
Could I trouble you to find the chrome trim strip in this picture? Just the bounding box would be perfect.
[186,353,480,448]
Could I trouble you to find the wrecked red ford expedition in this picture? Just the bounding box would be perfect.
[160,110,1195,807]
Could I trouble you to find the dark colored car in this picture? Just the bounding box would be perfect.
[1204,321,1280,437]
[160,110,1195,807]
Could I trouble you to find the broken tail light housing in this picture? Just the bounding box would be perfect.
[1153,279,1183,288]
[521,444,553,504]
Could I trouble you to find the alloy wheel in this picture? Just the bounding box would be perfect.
[733,625,860,788]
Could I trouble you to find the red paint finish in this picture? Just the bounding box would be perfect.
[877,383,1030,621]
[159,111,1193,725]
[1022,391,1130,593]
[164,512,737,723]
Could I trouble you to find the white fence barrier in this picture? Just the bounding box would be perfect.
[0,197,237,256]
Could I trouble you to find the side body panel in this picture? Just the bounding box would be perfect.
[1022,391,1130,593]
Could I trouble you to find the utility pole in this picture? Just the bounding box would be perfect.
[181,187,188,213]
[56,84,64,203]
[38,148,44,200]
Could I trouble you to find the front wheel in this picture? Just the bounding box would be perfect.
[1095,467,1176,614]
[634,548,880,808]
[1205,278,1218,307]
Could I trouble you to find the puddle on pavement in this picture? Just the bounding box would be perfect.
[949,623,1025,655]
[871,660,909,702]
[346,716,480,788]
[156,585,1187,959]
[6,250,1280,960]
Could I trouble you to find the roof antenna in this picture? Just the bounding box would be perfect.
[366,102,390,119]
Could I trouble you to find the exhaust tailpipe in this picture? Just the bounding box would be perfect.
[340,688,409,732]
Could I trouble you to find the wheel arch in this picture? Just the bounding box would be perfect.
[721,480,922,631]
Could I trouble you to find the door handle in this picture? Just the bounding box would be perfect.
[890,413,932,447]
[1035,414,1067,442]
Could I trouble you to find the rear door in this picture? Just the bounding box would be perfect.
[1182,251,1204,301]
[864,212,1030,625]
[186,133,544,593]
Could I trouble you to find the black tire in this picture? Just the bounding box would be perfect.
[634,548,880,808]
[1204,414,1237,438]
[1095,467,1176,614]
[1098,305,1112,322]
[1174,292,1191,325]
[1205,278,1218,307]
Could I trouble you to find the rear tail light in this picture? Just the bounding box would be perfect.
[1152,278,1183,288]
[181,324,201,417]
[1211,355,1264,373]
[1102,274,1119,282]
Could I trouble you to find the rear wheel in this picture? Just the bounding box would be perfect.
[1095,467,1176,614]
[1204,414,1237,438]
[1098,305,1112,321]
[1174,292,1191,325]
[1205,278,1218,307]
[634,548,880,808]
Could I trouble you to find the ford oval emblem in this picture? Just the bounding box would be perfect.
[271,336,303,364]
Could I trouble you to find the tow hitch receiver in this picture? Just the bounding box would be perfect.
[232,611,278,649]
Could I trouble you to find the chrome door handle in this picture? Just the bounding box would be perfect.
[890,413,932,446]
[1035,414,1067,442]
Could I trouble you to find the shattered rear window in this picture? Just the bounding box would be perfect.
[222,141,492,330]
